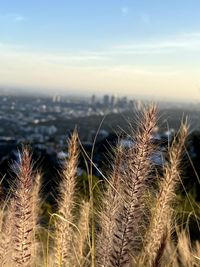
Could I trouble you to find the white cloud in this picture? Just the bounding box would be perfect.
[0,31,200,101]
[0,44,108,66]
[0,49,199,102]
[1,31,200,66]
[121,7,129,16]
[14,15,26,22]
[0,57,197,101]
[0,13,26,23]
[113,32,200,54]
[140,13,150,24]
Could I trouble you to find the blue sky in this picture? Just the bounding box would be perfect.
[0,0,200,101]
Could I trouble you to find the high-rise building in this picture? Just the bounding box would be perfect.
[52,95,61,103]
[91,94,96,106]
[110,95,117,107]
[103,94,109,106]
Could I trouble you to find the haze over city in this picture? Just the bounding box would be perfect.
[0,0,200,101]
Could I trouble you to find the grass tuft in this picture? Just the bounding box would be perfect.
[0,105,198,267]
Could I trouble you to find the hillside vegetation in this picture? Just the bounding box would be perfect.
[0,105,199,267]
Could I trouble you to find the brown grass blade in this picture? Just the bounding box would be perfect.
[142,123,188,266]
[0,200,14,267]
[71,200,90,267]
[12,147,36,267]
[96,144,124,267]
[107,105,158,267]
[54,130,79,267]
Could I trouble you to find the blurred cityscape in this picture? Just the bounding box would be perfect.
[1,91,200,203]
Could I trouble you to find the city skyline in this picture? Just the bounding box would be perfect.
[0,1,200,101]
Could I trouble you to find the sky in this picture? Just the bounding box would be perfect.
[0,0,200,101]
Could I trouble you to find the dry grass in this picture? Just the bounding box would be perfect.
[98,105,158,267]
[0,105,199,267]
[141,123,188,266]
[96,143,124,267]
[54,129,79,267]
[12,147,37,267]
